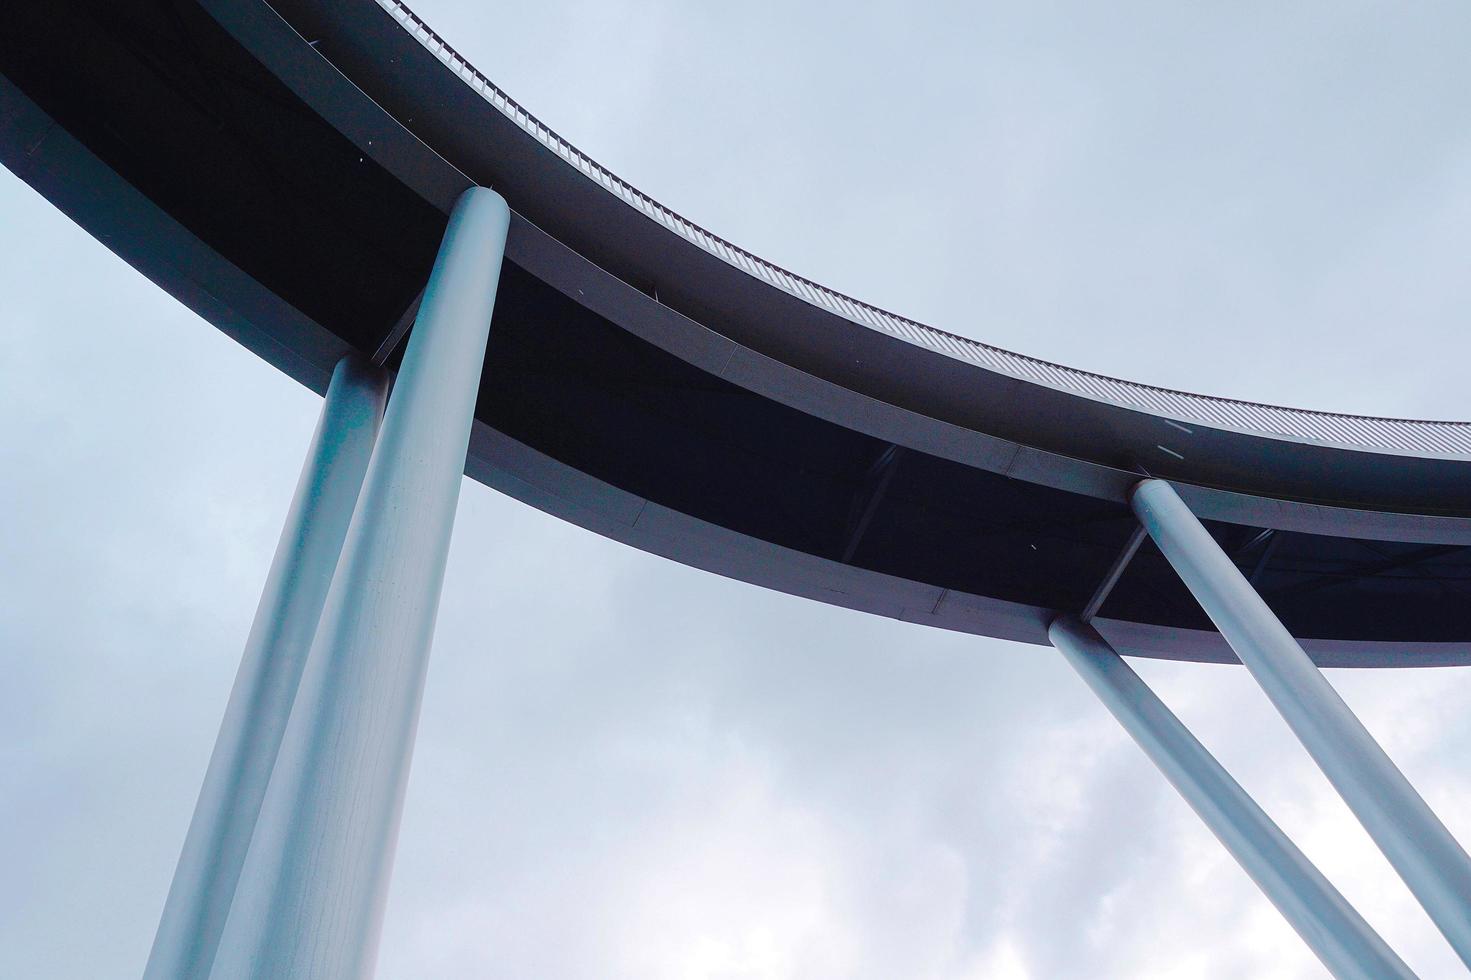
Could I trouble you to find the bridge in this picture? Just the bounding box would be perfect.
[4,1,1469,976]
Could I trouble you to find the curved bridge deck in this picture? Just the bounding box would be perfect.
[5,0,1471,664]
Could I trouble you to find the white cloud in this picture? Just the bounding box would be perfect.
[7,1,1471,977]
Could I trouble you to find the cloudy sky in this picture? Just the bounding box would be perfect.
[5,1,1471,977]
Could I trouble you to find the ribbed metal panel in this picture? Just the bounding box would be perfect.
[378,0,1471,459]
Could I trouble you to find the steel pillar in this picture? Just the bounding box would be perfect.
[210,187,511,980]
[1051,616,1412,979]
[1132,478,1471,968]
[144,354,387,980]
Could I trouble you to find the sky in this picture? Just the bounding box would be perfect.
[4,1,1471,977]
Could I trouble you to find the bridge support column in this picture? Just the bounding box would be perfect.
[145,355,388,980]
[1050,615,1411,979]
[210,187,511,980]
[1132,478,1471,968]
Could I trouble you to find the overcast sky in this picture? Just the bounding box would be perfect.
[5,1,1471,977]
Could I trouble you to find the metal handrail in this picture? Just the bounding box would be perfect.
[377,0,1471,458]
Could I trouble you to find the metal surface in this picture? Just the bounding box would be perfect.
[1080,525,1147,623]
[2,2,1470,974]
[144,354,386,980]
[377,0,1471,459]
[210,188,510,980]
[10,0,1471,666]
[1049,616,1413,980]
[1132,478,1471,967]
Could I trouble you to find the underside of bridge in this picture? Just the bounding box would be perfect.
[5,0,1471,664]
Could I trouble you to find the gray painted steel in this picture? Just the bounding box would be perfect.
[3,4,1469,975]
[210,188,510,980]
[1050,616,1413,980]
[1132,479,1471,967]
[144,354,387,980]
[374,0,1471,460]
[13,0,1471,663]
[1079,525,1146,624]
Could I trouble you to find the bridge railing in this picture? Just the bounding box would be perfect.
[378,0,1471,458]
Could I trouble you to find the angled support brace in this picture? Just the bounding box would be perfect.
[1050,616,1412,980]
[1133,477,1471,969]
[1080,524,1146,622]
[841,443,903,563]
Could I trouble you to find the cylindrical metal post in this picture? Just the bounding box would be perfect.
[1050,616,1412,980]
[144,354,387,980]
[1132,478,1471,968]
[210,187,511,980]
